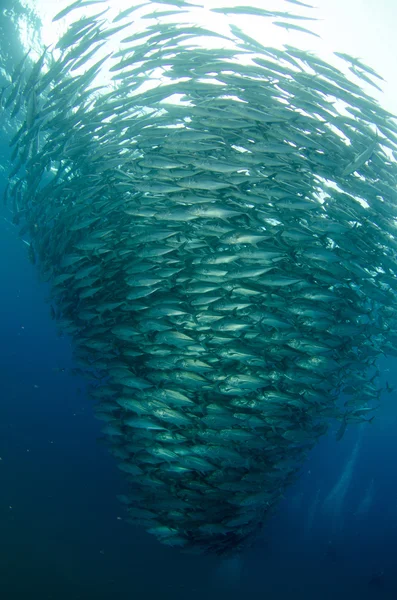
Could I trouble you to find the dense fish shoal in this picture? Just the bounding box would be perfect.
[2,0,397,555]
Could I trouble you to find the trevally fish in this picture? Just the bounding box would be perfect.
[2,0,397,557]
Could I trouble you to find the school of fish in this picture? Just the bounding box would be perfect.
[2,0,397,555]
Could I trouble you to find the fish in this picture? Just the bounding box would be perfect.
[112,3,149,23]
[272,20,321,38]
[52,0,108,22]
[2,0,397,557]
[341,140,378,176]
[334,52,385,81]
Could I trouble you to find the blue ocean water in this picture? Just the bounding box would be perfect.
[1,4,397,600]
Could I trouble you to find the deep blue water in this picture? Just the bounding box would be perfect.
[1,178,397,600]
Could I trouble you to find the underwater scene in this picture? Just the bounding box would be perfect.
[1,0,397,598]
